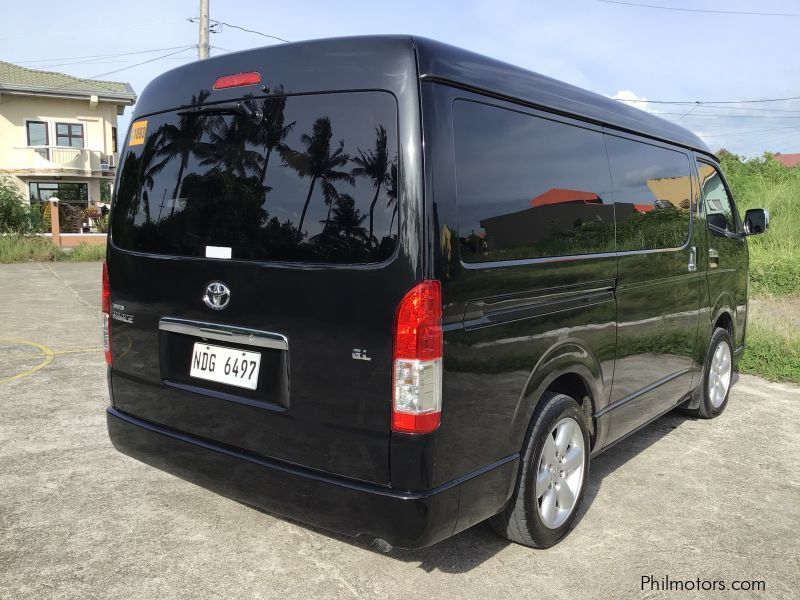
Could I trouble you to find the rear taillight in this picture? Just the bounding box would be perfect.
[102,260,112,365]
[392,280,442,434]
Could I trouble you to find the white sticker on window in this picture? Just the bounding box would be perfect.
[205,246,232,259]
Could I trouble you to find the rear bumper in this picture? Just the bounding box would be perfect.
[108,407,514,548]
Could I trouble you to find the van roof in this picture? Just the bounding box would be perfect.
[410,36,711,156]
[133,35,710,156]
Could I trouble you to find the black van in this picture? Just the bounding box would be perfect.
[104,36,769,549]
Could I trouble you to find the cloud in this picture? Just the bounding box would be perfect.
[611,90,651,112]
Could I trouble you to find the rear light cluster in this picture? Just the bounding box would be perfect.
[101,260,112,365]
[392,281,443,434]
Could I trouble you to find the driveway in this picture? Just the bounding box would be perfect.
[1,262,798,599]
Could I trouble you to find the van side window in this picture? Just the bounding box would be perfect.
[453,100,614,262]
[697,162,738,234]
[605,136,692,251]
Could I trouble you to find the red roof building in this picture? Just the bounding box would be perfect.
[774,153,800,168]
[530,188,601,207]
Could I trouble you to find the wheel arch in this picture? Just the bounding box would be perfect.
[512,338,605,454]
[709,292,737,340]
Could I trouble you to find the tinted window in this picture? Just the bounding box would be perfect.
[697,162,738,233]
[453,100,614,262]
[111,92,398,264]
[606,136,692,251]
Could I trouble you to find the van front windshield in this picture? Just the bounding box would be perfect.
[111,91,399,264]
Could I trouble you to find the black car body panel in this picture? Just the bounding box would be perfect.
[106,35,750,548]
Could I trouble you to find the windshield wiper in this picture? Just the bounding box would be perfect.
[177,102,263,123]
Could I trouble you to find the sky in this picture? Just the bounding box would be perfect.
[2,0,798,157]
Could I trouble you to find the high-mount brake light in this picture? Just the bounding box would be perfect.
[392,280,443,434]
[102,260,112,365]
[213,72,262,90]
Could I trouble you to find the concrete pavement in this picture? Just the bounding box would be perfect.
[1,262,798,599]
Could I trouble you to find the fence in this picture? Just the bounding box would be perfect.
[45,199,107,248]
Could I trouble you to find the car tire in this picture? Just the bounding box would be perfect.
[693,327,734,419]
[490,392,590,548]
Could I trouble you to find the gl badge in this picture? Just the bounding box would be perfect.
[203,281,231,310]
[352,348,372,361]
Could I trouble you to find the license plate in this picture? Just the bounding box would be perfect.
[190,342,261,390]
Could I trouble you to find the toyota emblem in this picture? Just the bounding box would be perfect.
[203,281,231,310]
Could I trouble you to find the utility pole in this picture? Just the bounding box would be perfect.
[198,0,210,60]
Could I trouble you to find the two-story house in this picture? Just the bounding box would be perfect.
[0,61,136,212]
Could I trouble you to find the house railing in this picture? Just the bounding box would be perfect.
[9,146,118,172]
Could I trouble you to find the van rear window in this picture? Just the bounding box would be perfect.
[111,92,398,264]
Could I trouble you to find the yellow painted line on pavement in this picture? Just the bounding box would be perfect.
[0,347,101,357]
[0,338,55,385]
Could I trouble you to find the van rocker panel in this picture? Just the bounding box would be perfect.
[107,407,516,549]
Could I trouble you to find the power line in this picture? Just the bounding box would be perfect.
[11,46,193,66]
[594,0,800,17]
[655,112,800,119]
[664,105,800,114]
[620,95,800,106]
[700,126,800,138]
[88,46,196,79]
[0,19,186,41]
[188,17,291,43]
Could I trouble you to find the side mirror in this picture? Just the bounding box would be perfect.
[744,208,769,235]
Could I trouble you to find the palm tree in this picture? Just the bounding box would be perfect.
[321,179,342,232]
[255,95,295,186]
[281,117,353,236]
[386,158,399,233]
[200,111,264,177]
[329,193,368,242]
[138,126,171,223]
[158,91,211,213]
[351,125,390,240]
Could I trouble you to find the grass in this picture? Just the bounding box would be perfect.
[0,235,105,263]
[722,154,800,296]
[739,295,800,384]
[718,154,800,383]
[739,319,800,384]
[61,242,107,262]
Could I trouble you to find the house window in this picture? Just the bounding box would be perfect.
[26,121,48,146]
[111,126,118,153]
[29,182,89,205]
[56,123,84,148]
[26,121,49,160]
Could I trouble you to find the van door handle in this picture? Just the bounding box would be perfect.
[688,246,697,272]
[708,248,719,269]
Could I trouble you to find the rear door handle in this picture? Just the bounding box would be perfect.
[708,248,719,269]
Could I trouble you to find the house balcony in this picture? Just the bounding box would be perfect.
[6,146,118,177]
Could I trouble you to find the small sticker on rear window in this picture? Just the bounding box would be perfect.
[129,120,148,146]
[205,246,232,259]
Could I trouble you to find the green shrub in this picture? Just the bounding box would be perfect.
[0,177,45,234]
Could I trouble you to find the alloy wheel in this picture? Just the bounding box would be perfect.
[535,417,585,529]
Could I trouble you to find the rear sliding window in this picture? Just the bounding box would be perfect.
[453,100,615,263]
[112,91,398,264]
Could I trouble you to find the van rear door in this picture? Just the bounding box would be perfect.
[108,90,411,484]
